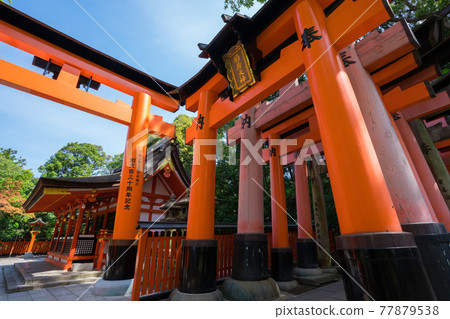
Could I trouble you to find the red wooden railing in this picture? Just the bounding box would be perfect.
[131,230,298,300]
[216,233,234,279]
[0,239,51,255]
[132,232,184,300]
[93,229,113,270]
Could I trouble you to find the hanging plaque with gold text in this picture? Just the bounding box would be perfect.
[223,41,256,98]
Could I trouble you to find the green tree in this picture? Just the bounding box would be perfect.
[33,212,57,239]
[171,114,241,223]
[38,142,108,178]
[0,148,36,238]
[224,0,266,12]
[173,114,195,176]
[224,0,448,27]
[101,134,164,175]
[103,153,124,174]
[390,0,449,25]
[214,119,240,223]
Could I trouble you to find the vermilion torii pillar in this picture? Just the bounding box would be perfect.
[343,43,450,300]
[268,135,298,289]
[394,113,450,228]
[237,107,265,236]
[170,90,223,300]
[343,43,438,226]
[103,92,151,286]
[294,0,435,300]
[294,159,339,285]
[294,162,317,269]
[222,107,280,300]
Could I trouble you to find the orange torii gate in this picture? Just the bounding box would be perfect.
[0,4,177,285]
[174,0,443,301]
[223,11,449,300]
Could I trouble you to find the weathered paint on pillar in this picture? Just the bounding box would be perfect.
[294,161,313,238]
[113,92,151,240]
[186,90,218,240]
[410,119,450,208]
[343,43,435,224]
[390,114,438,222]
[269,136,290,248]
[394,113,450,229]
[294,0,401,234]
[238,106,264,234]
[308,160,331,268]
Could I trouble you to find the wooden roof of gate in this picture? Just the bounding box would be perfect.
[0,2,180,110]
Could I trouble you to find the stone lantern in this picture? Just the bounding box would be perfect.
[23,218,47,258]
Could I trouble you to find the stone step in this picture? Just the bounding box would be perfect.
[4,265,24,292]
[14,262,102,285]
[4,265,101,293]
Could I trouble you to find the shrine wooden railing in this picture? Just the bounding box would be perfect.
[131,224,298,301]
[94,229,113,270]
[0,239,51,256]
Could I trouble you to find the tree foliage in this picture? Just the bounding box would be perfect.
[103,152,124,174]
[0,148,38,238]
[0,149,35,215]
[390,0,449,25]
[173,114,195,176]
[224,0,448,28]
[38,142,108,178]
[215,119,240,223]
[224,0,266,12]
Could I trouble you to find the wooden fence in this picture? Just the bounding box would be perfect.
[131,230,298,300]
[0,239,51,256]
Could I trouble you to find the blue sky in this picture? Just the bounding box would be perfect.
[0,0,262,175]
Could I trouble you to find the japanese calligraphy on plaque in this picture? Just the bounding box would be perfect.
[223,41,256,98]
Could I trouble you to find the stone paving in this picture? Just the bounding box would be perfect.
[287,281,346,301]
[0,256,130,301]
[1,256,345,301]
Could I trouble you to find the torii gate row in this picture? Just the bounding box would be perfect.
[0,3,178,273]
[222,12,450,230]
[225,82,448,196]
[190,17,446,145]
[169,0,446,301]
[222,16,449,225]
[225,85,448,157]
[225,75,449,220]
[219,12,450,299]
[180,0,450,299]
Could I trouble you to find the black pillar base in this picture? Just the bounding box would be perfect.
[178,239,217,294]
[296,238,319,269]
[103,239,137,281]
[402,222,450,300]
[232,233,269,281]
[336,232,436,301]
[271,247,294,282]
